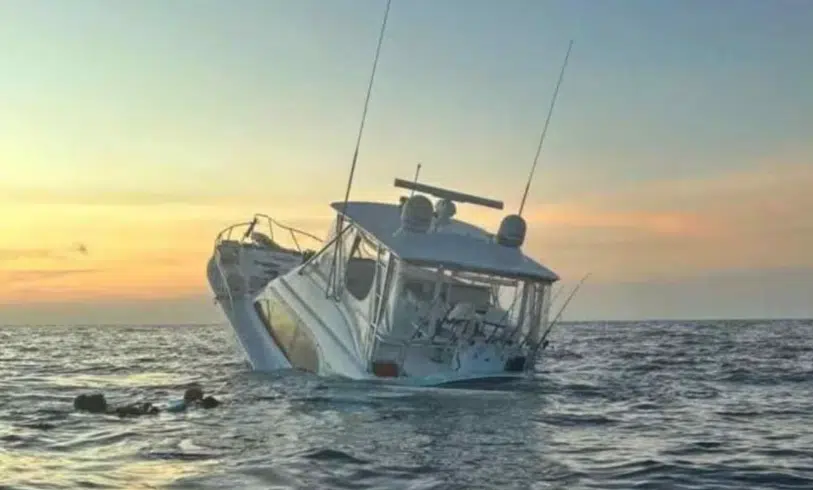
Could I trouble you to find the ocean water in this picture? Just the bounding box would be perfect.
[1,320,812,490]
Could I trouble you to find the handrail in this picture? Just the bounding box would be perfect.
[210,213,324,307]
[213,215,322,253]
[252,213,323,245]
[298,224,352,275]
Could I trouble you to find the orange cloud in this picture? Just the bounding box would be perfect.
[0,192,338,305]
[0,262,207,304]
[517,162,813,283]
[2,158,810,306]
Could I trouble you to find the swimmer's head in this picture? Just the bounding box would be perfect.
[74,393,108,413]
[183,386,204,403]
[201,395,220,409]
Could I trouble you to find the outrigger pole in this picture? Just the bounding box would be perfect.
[329,0,393,297]
[530,272,591,355]
[517,39,574,217]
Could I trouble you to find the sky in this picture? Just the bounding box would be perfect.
[1,0,812,324]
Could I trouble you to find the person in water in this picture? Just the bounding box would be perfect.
[72,393,160,417]
[73,386,220,417]
[165,385,220,412]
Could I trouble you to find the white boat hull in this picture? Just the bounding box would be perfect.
[251,268,532,386]
[216,296,291,372]
[210,259,532,386]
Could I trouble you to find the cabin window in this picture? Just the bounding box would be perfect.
[399,264,441,303]
[387,263,554,343]
[254,296,319,373]
[314,218,359,292]
[288,329,319,373]
[344,230,378,301]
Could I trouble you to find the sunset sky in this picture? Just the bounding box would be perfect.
[2,0,812,324]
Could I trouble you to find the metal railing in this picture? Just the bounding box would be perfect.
[211,214,324,310]
[213,213,322,254]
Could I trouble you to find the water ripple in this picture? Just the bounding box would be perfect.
[1,321,812,489]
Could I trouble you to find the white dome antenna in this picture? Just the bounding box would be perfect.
[496,214,527,248]
[433,198,457,230]
[397,194,434,234]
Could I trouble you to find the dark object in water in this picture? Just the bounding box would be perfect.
[201,396,220,409]
[504,356,526,372]
[184,386,204,403]
[115,402,160,418]
[73,386,221,416]
[168,386,221,412]
[73,393,157,417]
[74,393,108,413]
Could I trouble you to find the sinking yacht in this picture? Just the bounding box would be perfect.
[206,0,576,386]
[207,178,561,385]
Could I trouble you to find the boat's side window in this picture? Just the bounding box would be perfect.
[253,297,320,373]
[313,217,344,279]
[344,231,378,301]
[288,327,319,373]
[313,221,358,284]
[268,298,298,352]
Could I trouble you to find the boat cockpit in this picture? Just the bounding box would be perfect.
[386,261,553,348]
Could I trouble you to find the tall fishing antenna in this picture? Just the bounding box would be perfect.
[329,0,392,297]
[517,39,574,216]
[338,0,392,216]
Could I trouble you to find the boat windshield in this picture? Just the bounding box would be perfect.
[386,261,553,345]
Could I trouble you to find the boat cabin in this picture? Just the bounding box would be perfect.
[302,179,560,361]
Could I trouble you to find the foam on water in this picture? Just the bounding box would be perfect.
[1,320,812,489]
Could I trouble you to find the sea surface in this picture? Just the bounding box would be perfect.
[1,320,812,489]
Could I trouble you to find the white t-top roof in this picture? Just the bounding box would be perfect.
[331,201,560,282]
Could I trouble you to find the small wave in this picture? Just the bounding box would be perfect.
[142,451,219,461]
[298,448,369,465]
[535,413,618,427]
[2,321,813,490]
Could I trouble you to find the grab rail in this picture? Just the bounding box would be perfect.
[213,214,322,255]
[211,214,323,306]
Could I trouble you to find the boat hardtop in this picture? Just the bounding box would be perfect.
[329,199,559,282]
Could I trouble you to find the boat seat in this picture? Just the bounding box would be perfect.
[446,283,491,310]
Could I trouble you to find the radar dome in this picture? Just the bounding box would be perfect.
[496,214,526,248]
[434,198,456,227]
[400,194,433,233]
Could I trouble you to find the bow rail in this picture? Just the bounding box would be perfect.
[210,214,324,309]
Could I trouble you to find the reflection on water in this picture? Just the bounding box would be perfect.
[0,451,218,489]
[45,372,187,388]
[1,321,812,489]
